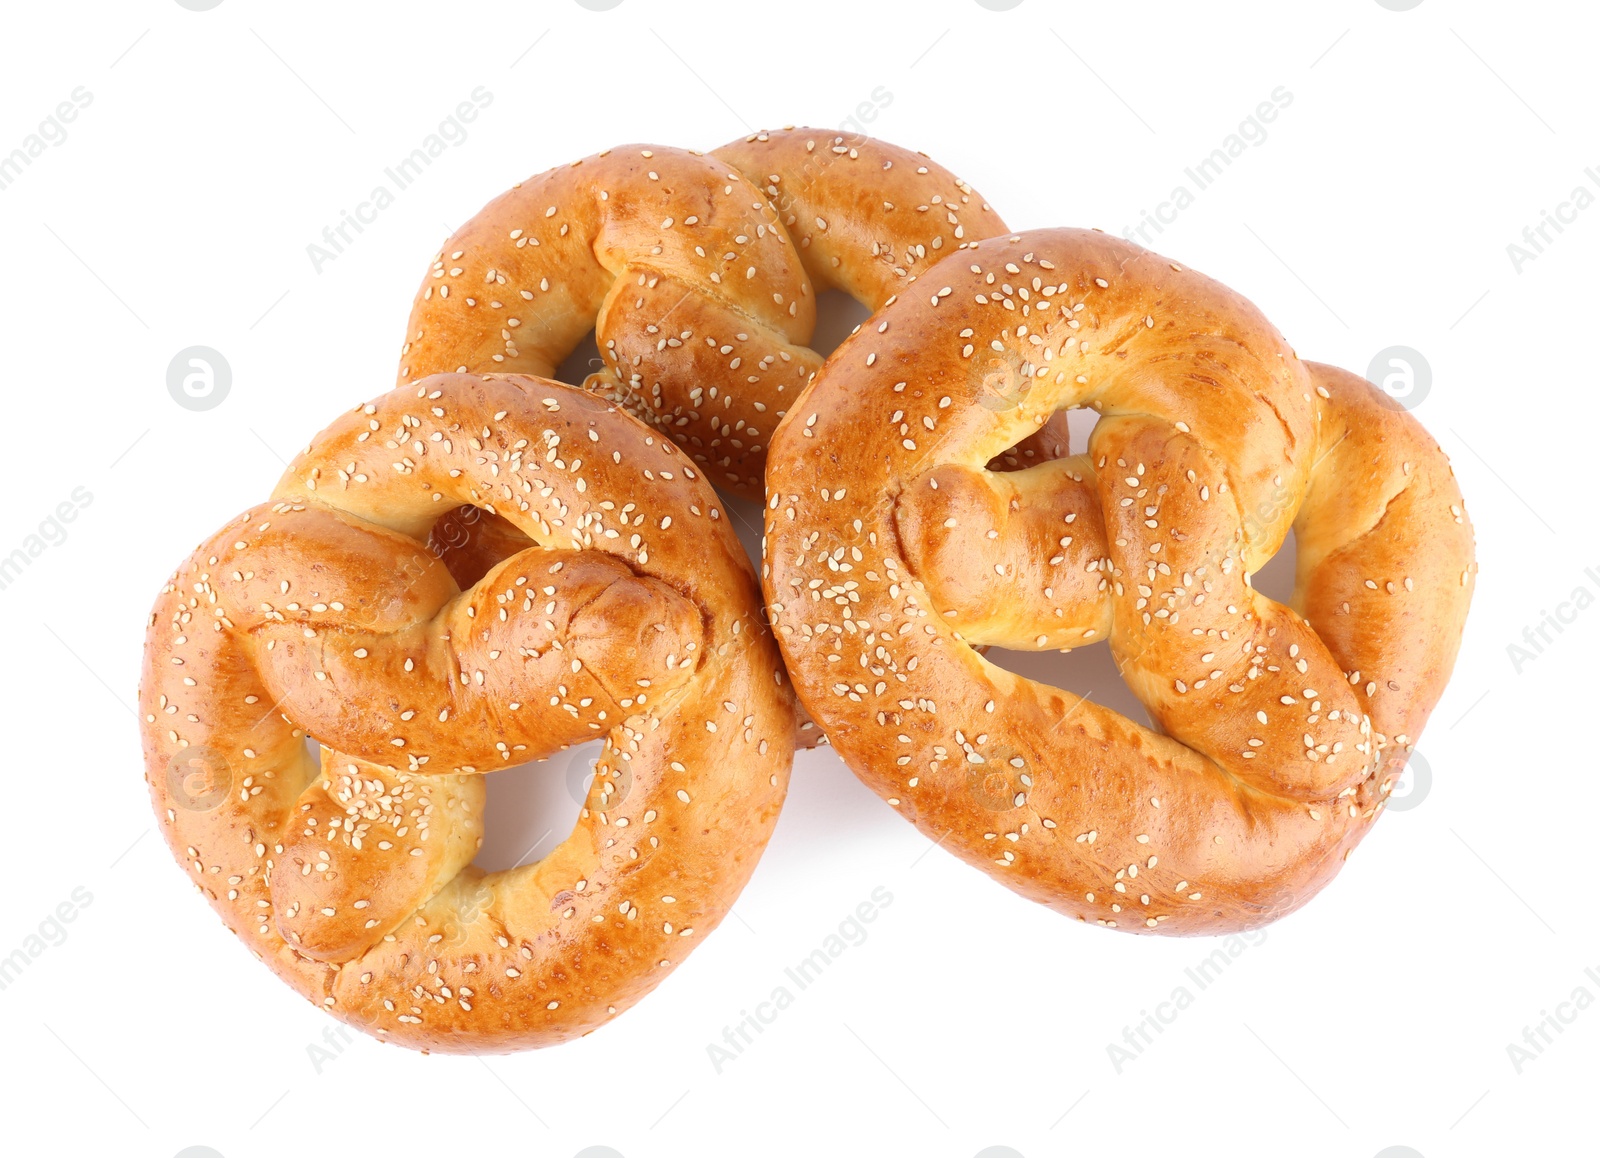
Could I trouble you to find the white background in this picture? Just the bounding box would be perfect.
[0,2,1592,1156]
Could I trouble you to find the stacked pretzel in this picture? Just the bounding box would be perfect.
[396,126,1066,498]
[141,126,1474,1053]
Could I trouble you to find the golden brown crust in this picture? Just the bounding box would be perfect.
[396,128,1013,498]
[141,374,795,1051]
[762,228,1475,934]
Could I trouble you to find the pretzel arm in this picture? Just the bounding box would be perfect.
[1296,364,1476,777]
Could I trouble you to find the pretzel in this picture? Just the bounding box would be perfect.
[395,126,1068,500]
[140,374,794,1051]
[763,228,1475,934]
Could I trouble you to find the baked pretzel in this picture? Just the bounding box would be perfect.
[140,374,794,1051]
[395,126,1066,499]
[763,228,1475,934]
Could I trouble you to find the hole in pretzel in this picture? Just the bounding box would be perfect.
[719,492,767,565]
[1064,406,1096,456]
[553,327,605,388]
[809,290,873,360]
[987,406,1098,471]
[983,642,1157,731]
[1248,527,1298,606]
[473,742,597,872]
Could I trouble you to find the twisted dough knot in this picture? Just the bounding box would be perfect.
[764,228,1475,934]
[396,126,1065,499]
[140,374,794,1051]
